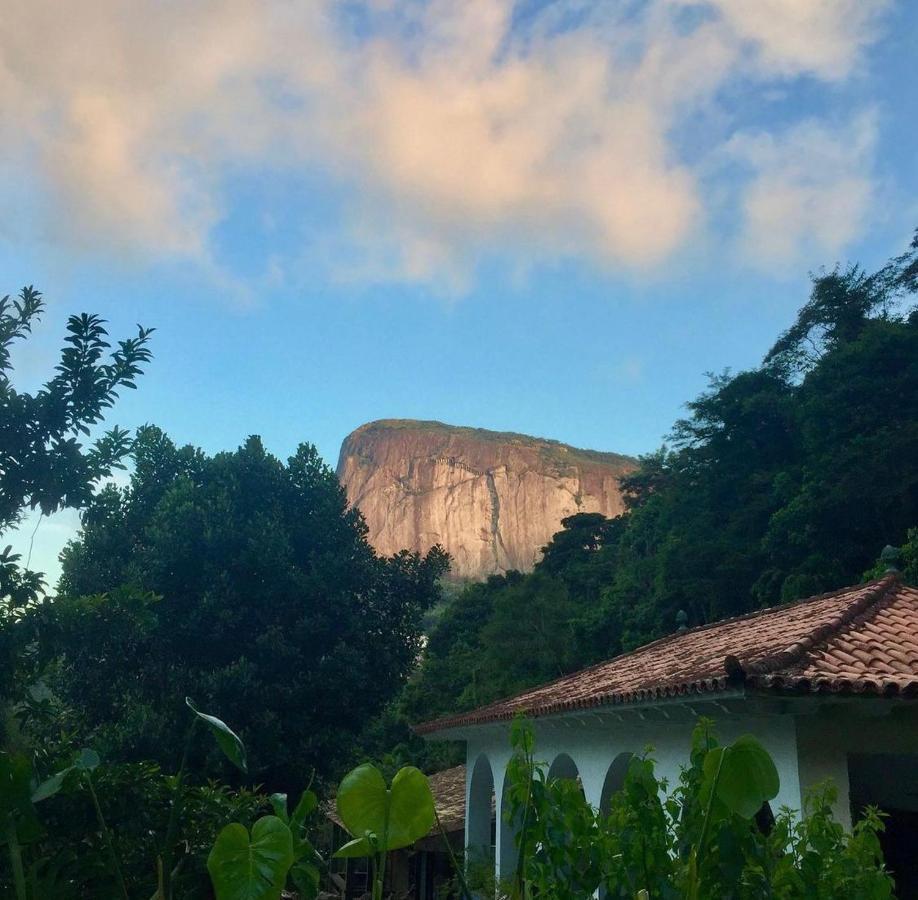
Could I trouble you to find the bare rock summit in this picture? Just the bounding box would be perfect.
[336,419,637,580]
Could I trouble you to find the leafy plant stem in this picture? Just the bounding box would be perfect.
[85,772,130,900]
[434,807,473,900]
[5,816,27,900]
[513,740,535,899]
[161,717,196,900]
[689,745,726,900]
[370,852,381,900]
[376,793,391,900]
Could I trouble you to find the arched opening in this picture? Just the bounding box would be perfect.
[547,752,581,784]
[466,754,495,877]
[600,752,634,816]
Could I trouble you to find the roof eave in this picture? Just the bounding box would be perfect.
[416,684,752,740]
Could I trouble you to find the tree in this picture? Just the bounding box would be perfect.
[0,287,152,699]
[0,288,153,539]
[402,230,918,729]
[41,427,448,791]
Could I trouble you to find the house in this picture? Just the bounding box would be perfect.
[324,764,476,899]
[417,570,918,895]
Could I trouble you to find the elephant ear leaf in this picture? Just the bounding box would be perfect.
[31,768,72,804]
[387,767,435,850]
[704,734,779,820]
[336,764,387,847]
[186,697,247,773]
[207,817,294,900]
[333,763,435,856]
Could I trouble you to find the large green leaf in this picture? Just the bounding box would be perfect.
[290,858,321,900]
[32,748,100,804]
[334,764,434,856]
[336,764,387,849]
[269,793,288,823]
[333,836,373,859]
[186,697,247,773]
[386,767,435,850]
[207,816,293,900]
[290,789,318,831]
[75,748,100,772]
[703,734,779,820]
[30,769,71,804]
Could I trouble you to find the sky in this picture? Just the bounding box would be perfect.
[3,0,917,585]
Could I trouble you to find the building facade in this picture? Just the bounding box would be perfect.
[418,573,918,893]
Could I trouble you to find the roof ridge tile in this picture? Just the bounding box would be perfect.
[743,575,899,678]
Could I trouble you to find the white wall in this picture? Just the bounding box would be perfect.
[464,707,803,883]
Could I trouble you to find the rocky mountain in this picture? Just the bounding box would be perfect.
[336,419,637,580]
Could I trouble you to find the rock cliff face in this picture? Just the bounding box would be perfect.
[337,420,637,580]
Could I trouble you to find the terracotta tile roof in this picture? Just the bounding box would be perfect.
[424,764,468,834]
[416,575,918,735]
[326,764,468,836]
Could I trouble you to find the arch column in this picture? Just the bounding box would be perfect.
[496,773,519,886]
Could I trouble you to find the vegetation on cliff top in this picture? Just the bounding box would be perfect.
[342,418,637,471]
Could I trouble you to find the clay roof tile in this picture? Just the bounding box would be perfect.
[417,576,918,735]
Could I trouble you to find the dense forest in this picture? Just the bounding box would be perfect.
[389,231,918,758]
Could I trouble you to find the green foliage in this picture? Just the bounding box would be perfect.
[501,719,893,900]
[0,287,153,537]
[404,233,918,726]
[0,288,152,710]
[266,790,322,900]
[701,735,779,821]
[39,427,448,790]
[863,527,918,585]
[207,817,294,900]
[186,698,247,774]
[0,696,271,899]
[334,764,435,856]
[333,763,439,900]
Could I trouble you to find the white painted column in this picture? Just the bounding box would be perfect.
[495,760,518,886]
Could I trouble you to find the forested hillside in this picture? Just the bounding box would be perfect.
[396,232,918,737]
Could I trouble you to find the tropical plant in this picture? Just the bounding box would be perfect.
[207,788,323,900]
[0,698,250,900]
[332,763,437,900]
[500,718,893,899]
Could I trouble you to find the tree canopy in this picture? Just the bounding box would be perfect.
[0,287,152,700]
[400,231,918,731]
[43,427,449,790]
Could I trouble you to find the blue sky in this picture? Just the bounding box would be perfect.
[3,0,917,582]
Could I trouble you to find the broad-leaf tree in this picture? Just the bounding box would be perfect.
[0,286,152,698]
[42,427,449,790]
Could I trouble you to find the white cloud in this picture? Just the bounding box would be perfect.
[698,0,889,80]
[0,0,891,288]
[728,114,877,268]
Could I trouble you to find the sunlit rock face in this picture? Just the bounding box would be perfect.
[336,419,637,580]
